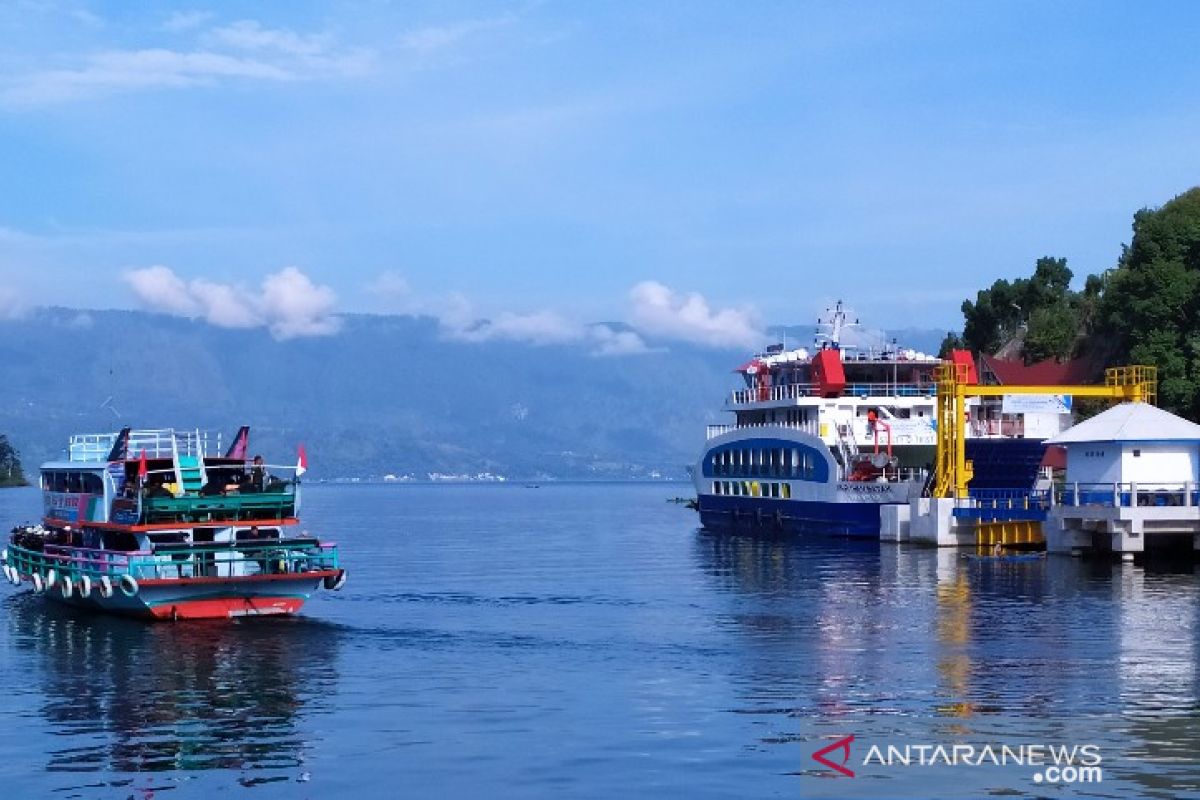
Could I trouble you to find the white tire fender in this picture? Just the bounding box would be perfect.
[99,576,114,598]
[32,573,44,593]
[60,576,73,599]
[119,574,139,597]
[78,575,92,598]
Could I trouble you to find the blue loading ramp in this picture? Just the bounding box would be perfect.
[954,439,1050,522]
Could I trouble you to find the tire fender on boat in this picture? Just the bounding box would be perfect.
[323,569,347,591]
[98,576,114,599]
[1,565,12,584]
[45,568,57,587]
[78,575,92,598]
[119,575,139,598]
[60,576,73,599]
[32,573,44,593]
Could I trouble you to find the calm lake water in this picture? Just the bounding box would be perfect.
[1,483,1198,799]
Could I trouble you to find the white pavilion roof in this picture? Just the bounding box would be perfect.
[1047,402,1200,445]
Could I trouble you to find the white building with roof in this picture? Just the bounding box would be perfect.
[1046,402,1200,556]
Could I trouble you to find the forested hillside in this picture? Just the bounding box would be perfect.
[944,187,1200,417]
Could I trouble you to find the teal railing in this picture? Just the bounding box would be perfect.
[7,540,338,582]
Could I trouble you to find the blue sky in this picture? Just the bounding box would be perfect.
[1,1,1199,348]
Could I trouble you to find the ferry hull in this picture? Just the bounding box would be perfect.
[31,572,337,620]
[697,494,884,539]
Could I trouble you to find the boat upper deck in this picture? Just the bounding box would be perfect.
[41,426,304,529]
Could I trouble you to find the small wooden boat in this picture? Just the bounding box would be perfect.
[962,551,1047,563]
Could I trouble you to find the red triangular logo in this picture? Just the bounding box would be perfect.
[812,734,855,777]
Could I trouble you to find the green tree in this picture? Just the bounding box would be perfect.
[0,435,24,487]
[937,331,965,358]
[1097,187,1200,416]
[958,256,1079,360]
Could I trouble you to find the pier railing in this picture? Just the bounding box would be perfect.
[952,488,1051,521]
[1053,481,1200,509]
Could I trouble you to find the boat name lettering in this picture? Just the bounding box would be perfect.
[837,483,894,494]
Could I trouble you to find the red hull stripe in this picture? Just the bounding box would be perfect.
[148,597,305,619]
[137,570,339,587]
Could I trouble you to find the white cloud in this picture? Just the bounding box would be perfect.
[367,270,411,301]
[399,16,512,56]
[163,10,213,33]
[206,20,331,58]
[2,19,372,106]
[628,281,762,349]
[260,267,340,338]
[588,324,653,356]
[449,308,581,345]
[374,278,651,356]
[124,265,200,316]
[189,278,260,328]
[0,286,26,319]
[124,265,340,340]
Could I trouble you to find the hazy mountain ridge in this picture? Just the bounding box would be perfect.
[0,309,944,479]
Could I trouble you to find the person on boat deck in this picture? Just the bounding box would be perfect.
[867,408,878,434]
[247,455,269,493]
[145,475,172,499]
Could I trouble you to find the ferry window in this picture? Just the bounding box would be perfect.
[1133,449,1141,457]
[782,483,792,499]
[51,472,66,492]
[712,482,720,495]
[83,473,103,494]
[791,449,800,478]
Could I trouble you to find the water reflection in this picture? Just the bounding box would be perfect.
[693,532,1200,796]
[5,594,339,786]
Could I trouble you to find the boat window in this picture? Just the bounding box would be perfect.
[82,473,103,494]
[782,483,792,499]
[712,481,721,495]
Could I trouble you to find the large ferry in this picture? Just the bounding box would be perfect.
[693,302,1067,538]
[1,426,345,619]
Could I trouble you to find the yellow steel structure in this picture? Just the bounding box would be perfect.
[975,520,1044,546]
[932,364,1157,499]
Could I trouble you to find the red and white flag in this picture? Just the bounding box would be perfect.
[296,444,308,477]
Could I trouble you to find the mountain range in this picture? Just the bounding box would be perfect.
[0,308,945,480]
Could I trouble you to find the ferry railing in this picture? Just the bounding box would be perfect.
[730,382,937,405]
[706,421,820,439]
[68,433,118,462]
[125,428,224,460]
[9,540,338,582]
[1053,481,1200,509]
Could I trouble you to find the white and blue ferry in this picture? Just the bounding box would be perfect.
[693,302,1069,538]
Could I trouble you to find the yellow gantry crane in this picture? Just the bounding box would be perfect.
[932,363,1158,500]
